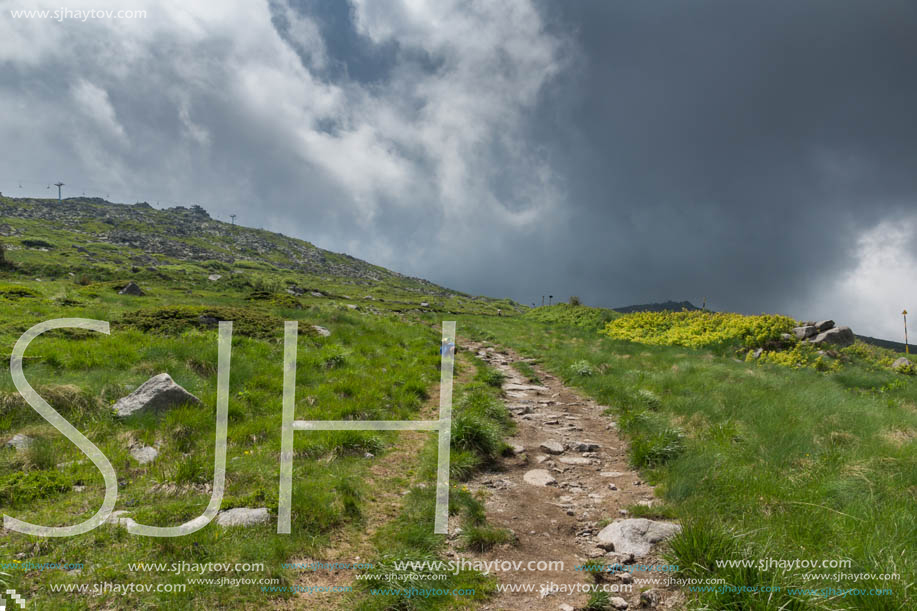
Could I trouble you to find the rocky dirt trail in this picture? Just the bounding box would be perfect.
[447,339,686,611]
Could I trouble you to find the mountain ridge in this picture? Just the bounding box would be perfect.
[0,196,470,299]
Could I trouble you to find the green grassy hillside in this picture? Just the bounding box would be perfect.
[458,314,916,610]
[0,206,516,608]
[2,201,915,609]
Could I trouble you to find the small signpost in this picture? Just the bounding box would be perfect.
[904,310,909,354]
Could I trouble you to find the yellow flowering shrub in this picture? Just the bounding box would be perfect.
[602,310,796,349]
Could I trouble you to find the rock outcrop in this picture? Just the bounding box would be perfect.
[810,325,854,347]
[113,373,202,417]
[118,281,145,296]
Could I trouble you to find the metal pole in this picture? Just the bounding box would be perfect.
[54,182,64,202]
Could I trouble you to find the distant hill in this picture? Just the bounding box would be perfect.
[612,300,702,314]
[0,196,522,314]
[1,197,493,297]
[856,334,911,354]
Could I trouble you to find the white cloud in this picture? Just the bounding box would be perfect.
[70,79,128,144]
[809,216,917,339]
[1,0,566,278]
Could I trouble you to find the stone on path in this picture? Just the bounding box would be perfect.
[523,469,557,487]
[558,456,593,466]
[113,373,202,417]
[596,518,681,557]
[504,383,550,393]
[539,440,565,455]
[609,596,629,610]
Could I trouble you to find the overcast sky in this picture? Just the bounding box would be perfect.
[2,0,916,339]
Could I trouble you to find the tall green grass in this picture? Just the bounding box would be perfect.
[458,316,917,610]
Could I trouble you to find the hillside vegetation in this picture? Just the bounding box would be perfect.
[0,204,516,608]
[2,198,915,609]
[523,303,621,330]
[459,313,916,610]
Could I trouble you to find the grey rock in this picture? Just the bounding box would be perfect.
[6,433,32,450]
[113,373,202,417]
[106,510,137,528]
[118,281,145,296]
[793,325,817,340]
[815,320,835,332]
[604,551,635,565]
[198,315,219,327]
[751,348,763,359]
[559,604,575,611]
[810,326,854,347]
[510,444,525,455]
[311,325,331,337]
[216,507,270,527]
[539,440,565,455]
[504,383,551,393]
[523,469,557,487]
[207,274,221,281]
[558,456,593,466]
[310,291,323,298]
[596,519,681,558]
[892,357,911,371]
[640,589,662,608]
[574,441,600,452]
[610,596,629,609]
[130,444,159,465]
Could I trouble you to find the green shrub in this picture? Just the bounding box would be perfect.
[604,310,796,349]
[475,367,505,388]
[461,525,516,552]
[21,238,54,249]
[629,426,685,468]
[0,470,71,505]
[0,284,40,299]
[118,305,304,340]
[570,360,595,377]
[524,303,620,330]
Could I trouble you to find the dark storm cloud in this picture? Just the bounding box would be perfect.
[507,0,917,319]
